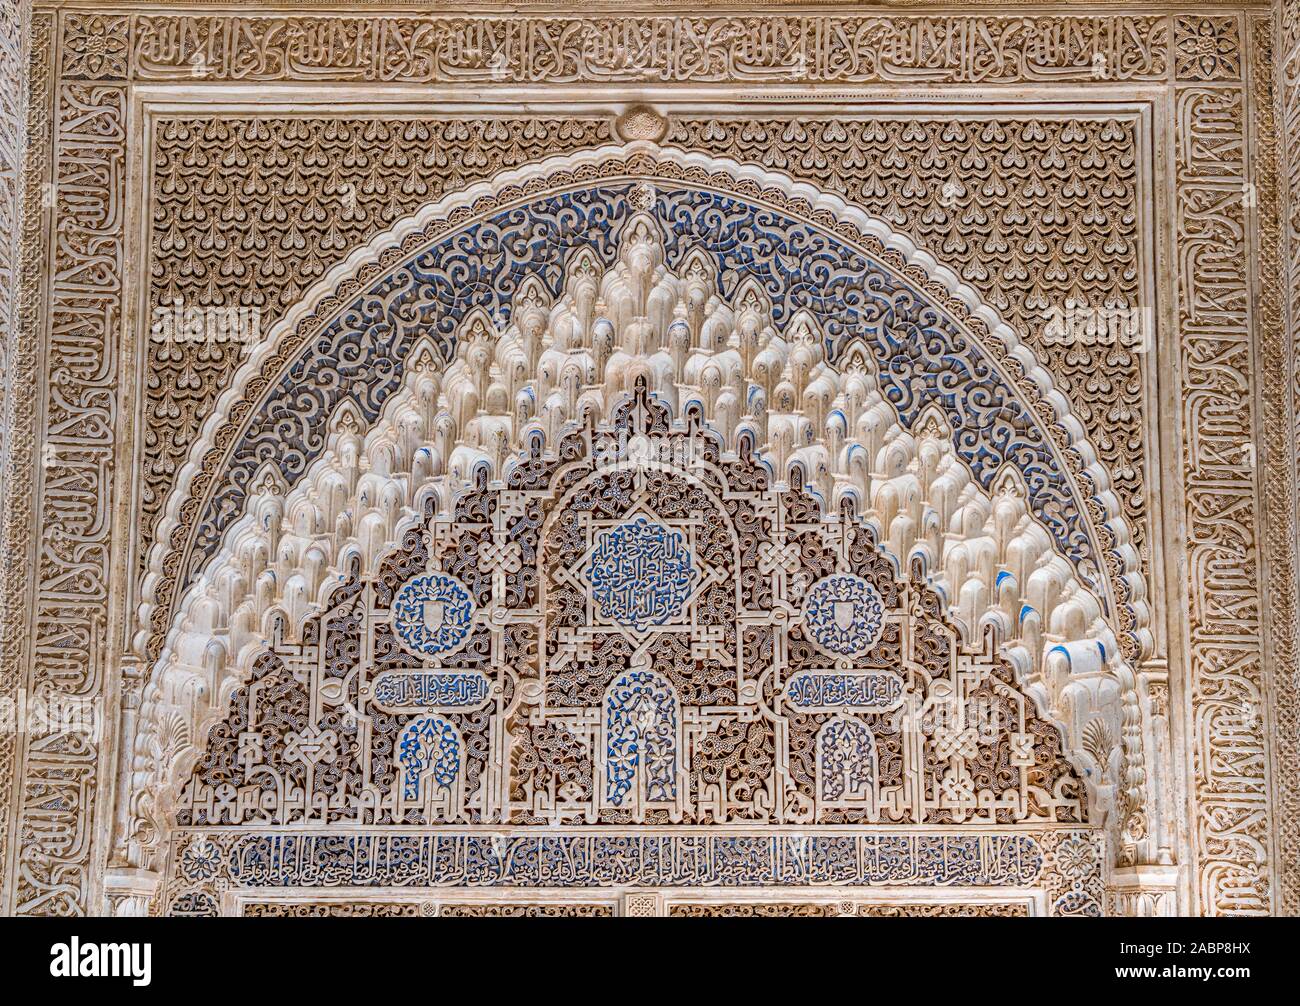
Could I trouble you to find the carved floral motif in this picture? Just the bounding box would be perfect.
[1,7,1288,920]
[1173,15,1241,82]
[61,14,129,80]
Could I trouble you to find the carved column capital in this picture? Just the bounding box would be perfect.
[103,868,162,917]
[1109,865,1180,917]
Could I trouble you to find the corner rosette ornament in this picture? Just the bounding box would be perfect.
[391,573,475,657]
[803,574,886,658]
[179,836,221,881]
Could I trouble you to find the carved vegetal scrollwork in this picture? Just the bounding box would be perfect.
[5,5,1288,920]
[133,205,1129,923]
[133,164,1148,871]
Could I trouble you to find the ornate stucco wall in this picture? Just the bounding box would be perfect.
[0,0,19,916]
[0,1,1295,917]
[1274,0,1300,919]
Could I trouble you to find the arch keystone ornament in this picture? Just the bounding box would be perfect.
[109,140,1176,919]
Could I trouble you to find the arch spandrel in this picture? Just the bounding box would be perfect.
[132,144,1151,915]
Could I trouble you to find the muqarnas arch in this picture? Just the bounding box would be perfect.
[125,145,1160,916]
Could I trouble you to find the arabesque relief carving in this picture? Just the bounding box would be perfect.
[0,5,1293,920]
[137,158,1130,919]
[94,13,1172,85]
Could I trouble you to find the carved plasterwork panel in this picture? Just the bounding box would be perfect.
[1,4,1292,919]
[240,899,614,917]
[666,115,1149,567]
[139,115,613,570]
[168,385,1087,832]
[162,828,1104,918]
[667,901,1032,917]
[144,151,1149,668]
[0,0,27,913]
[1278,0,1300,917]
[239,893,1033,916]
[1174,16,1285,917]
[137,110,1147,603]
[242,901,424,918]
[134,165,1120,917]
[113,13,1170,86]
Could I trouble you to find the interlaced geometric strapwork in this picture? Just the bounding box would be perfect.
[148,201,1136,863]
[138,189,1132,916]
[176,382,1083,829]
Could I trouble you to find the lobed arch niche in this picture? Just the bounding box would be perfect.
[119,143,1165,917]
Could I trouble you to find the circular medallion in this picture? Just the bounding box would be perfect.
[803,574,885,657]
[587,517,696,631]
[391,572,475,657]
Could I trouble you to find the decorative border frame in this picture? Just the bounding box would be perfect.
[1275,0,1300,920]
[0,4,1291,918]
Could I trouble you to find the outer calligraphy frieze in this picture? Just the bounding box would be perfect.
[48,13,1175,85]
[1172,21,1278,914]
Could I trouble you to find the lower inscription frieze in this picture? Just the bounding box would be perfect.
[162,828,1103,917]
